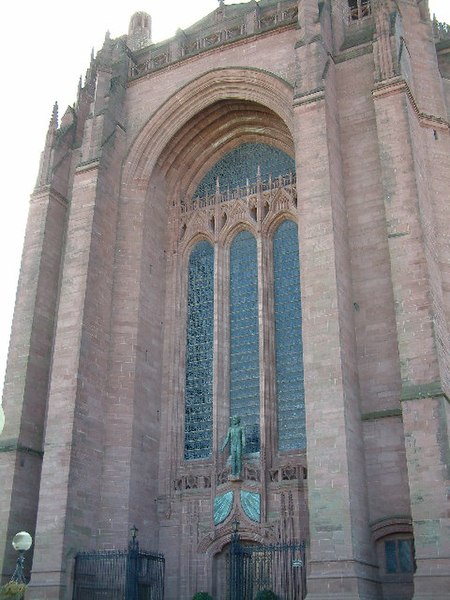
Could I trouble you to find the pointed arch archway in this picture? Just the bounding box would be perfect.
[123,67,295,193]
[110,67,302,600]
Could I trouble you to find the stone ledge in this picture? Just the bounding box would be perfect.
[0,439,44,458]
[401,382,449,403]
[361,408,402,421]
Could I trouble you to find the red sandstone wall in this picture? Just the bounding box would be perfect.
[1,1,449,599]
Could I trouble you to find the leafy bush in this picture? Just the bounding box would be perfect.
[192,593,213,600]
[0,581,27,600]
[254,590,278,600]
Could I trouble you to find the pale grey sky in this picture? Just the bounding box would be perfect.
[0,0,449,392]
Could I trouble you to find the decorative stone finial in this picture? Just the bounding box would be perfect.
[50,101,58,130]
[128,12,152,52]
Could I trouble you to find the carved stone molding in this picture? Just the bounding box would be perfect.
[269,463,307,484]
[173,473,212,492]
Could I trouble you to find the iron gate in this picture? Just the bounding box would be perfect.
[73,545,164,600]
[229,537,306,600]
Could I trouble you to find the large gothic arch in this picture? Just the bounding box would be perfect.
[113,69,303,600]
[122,67,295,193]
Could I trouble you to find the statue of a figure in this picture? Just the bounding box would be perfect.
[221,415,245,477]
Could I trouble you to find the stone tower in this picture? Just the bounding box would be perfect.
[1,1,449,599]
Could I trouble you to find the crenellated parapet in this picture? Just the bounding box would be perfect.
[433,16,450,43]
[128,0,298,79]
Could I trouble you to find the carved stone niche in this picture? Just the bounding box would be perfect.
[243,463,260,483]
[216,462,261,487]
[173,473,212,492]
[216,466,231,486]
[269,464,307,485]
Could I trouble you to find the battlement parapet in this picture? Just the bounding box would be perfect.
[433,17,450,43]
[128,0,298,79]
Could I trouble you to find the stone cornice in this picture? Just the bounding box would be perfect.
[30,186,68,208]
[361,408,402,421]
[128,22,297,84]
[75,158,101,174]
[128,0,298,82]
[293,87,325,107]
[372,76,450,130]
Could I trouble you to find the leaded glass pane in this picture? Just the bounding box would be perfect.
[273,220,306,451]
[230,231,260,453]
[385,540,398,574]
[195,143,295,197]
[399,540,413,573]
[184,241,214,460]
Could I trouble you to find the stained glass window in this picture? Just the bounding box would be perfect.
[184,241,214,460]
[184,144,303,461]
[230,231,260,453]
[194,143,295,197]
[273,220,305,450]
[385,539,414,574]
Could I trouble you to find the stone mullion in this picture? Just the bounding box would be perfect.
[294,85,375,598]
[260,221,277,473]
[176,238,189,472]
[257,227,269,524]
[373,84,450,600]
[221,231,233,471]
[210,234,220,533]
[214,238,228,468]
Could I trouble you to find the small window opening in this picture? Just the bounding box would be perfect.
[348,0,371,21]
[385,539,415,574]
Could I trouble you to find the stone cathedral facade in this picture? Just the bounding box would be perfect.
[1,0,449,598]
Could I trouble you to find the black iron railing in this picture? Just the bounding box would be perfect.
[229,531,306,600]
[73,535,164,600]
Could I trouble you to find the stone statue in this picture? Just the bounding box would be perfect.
[221,415,245,477]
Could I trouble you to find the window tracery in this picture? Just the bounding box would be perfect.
[348,0,371,21]
[182,143,305,463]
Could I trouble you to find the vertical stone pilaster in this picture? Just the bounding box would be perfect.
[0,188,67,583]
[27,159,120,599]
[99,169,166,549]
[402,394,450,600]
[373,80,450,599]
[295,63,377,598]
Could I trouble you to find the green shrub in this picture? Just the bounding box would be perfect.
[254,590,278,600]
[0,581,27,600]
[192,593,213,600]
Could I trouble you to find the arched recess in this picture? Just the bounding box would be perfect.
[112,67,297,508]
[122,67,295,197]
[200,524,274,599]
